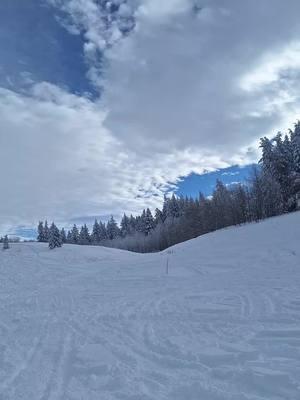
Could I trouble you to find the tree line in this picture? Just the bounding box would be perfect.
[37,122,300,251]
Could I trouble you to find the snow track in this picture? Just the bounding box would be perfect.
[1,212,300,399]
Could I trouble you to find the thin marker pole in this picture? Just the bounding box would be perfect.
[166,257,169,275]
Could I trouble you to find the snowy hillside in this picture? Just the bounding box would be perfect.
[1,212,300,400]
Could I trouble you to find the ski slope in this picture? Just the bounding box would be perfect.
[1,212,300,400]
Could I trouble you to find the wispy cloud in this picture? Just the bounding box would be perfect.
[0,81,234,234]
[2,0,300,234]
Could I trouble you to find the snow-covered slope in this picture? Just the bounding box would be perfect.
[1,212,300,400]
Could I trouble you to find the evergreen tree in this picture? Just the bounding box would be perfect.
[49,223,62,249]
[3,235,9,250]
[144,208,154,235]
[71,224,79,244]
[169,194,180,218]
[154,208,164,225]
[161,195,168,222]
[37,221,45,242]
[106,216,119,240]
[212,180,232,229]
[120,214,130,237]
[291,121,300,173]
[79,224,90,245]
[92,220,101,243]
[99,221,107,241]
[44,220,50,242]
[128,215,137,234]
[260,137,274,175]
[60,228,67,244]
[66,230,72,243]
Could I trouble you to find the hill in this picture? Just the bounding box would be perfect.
[1,212,300,399]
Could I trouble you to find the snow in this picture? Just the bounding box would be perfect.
[1,212,300,399]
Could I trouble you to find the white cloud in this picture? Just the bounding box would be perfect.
[240,42,300,92]
[3,0,300,234]
[1,82,240,234]
[135,0,190,22]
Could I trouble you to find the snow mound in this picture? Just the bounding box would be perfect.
[1,212,300,399]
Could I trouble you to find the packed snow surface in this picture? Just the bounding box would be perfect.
[1,212,300,399]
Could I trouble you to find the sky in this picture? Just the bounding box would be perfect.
[1,0,300,238]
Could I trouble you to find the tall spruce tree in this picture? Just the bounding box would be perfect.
[71,224,79,244]
[144,208,154,235]
[60,228,67,244]
[106,216,119,240]
[3,235,9,250]
[79,224,90,245]
[92,220,101,243]
[37,221,45,242]
[49,223,62,249]
[44,220,50,242]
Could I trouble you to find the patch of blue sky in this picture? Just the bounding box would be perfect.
[176,164,256,198]
[0,0,96,96]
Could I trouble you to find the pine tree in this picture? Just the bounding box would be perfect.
[92,220,101,243]
[79,224,90,245]
[291,121,300,173]
[71,224,79,244]
[66,230,72,243]
[169,194,180,218]
[154,208,164,225]
[128,215,136,234]
[37,221,45,242]
[60,228,67,244]
[48,223,62,249]
[161,195,168,222]
[120,214,130,237]
[44,220,50,242]
[3,235,9,250]
[144,208,154,235]
[260,137,274,175]
[106,216,119,240]
[99,221,107,241]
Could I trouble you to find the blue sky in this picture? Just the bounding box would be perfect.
[1,0,300,238]
[176,164,255,198]
[0,1,93,95]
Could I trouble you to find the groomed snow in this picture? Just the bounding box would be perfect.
[1,212,300,399]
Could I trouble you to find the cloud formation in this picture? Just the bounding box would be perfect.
[0,82,226,233]
[2,0,300,234]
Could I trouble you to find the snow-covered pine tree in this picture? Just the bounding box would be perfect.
[144,208,154,235]
[161,195,169,222]
[290,122,300,208]
[79,224,90,245]
[71,224,79,244]
[260,137,274,175]
[99,221,107,241]
[169,194,180,218]
[3,235,9,250]
[120,214,130,237]
[128,215,136,234]
[60,228,67,244]
[37,221,45,242]
[106,216,119,240]
[92,220,101,243]
[291,121,300,173]
[154,208,164,225]
[272,133,293,209]
[48,223,62,249]
[66,230,72,243]
[140,209,147,235]
[44,220,50,242]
